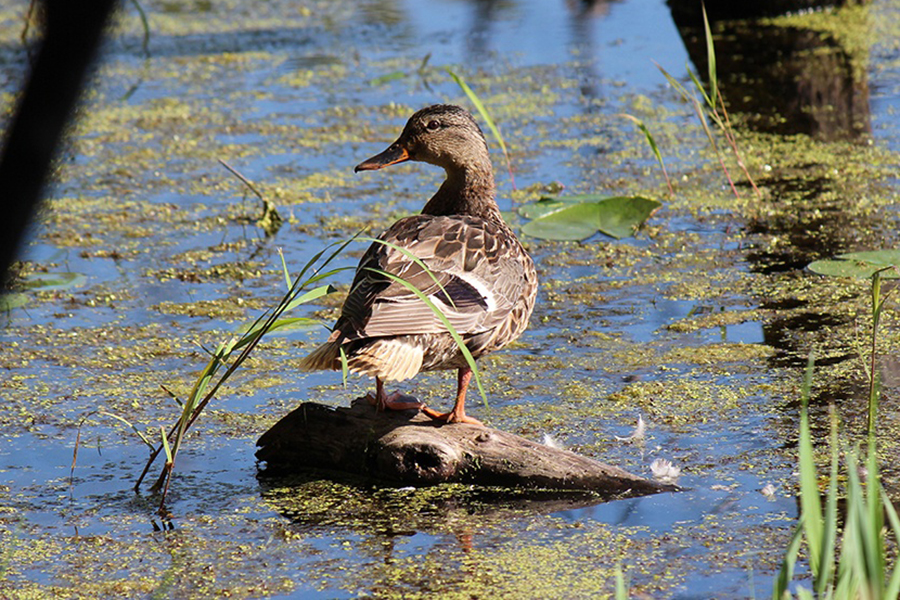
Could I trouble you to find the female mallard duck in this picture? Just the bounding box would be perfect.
[299,104,537,425]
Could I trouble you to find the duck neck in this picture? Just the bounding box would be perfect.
[422,163,502,223]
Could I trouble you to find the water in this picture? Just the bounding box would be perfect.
[2,0,899,597]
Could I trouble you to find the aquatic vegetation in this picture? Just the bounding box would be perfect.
[518,194,660,242]
[618,113,674,196]
[773,356,900,599]
[808,250,900,281]
[446,67,516,190]
[218,159,283,237]
[136,240,348,509]
[774,269,900,598]
[657,4,761,199]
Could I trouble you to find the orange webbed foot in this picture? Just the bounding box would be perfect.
[420,405,483,426]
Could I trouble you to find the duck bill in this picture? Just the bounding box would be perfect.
[354,143,409,172]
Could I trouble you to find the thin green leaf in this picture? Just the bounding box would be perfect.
[282,283,339,313]
[278,248,291,291]
[360,236,457,309]
[796,587,815,600]
[865,447,885,593]
[884,489,900,599]
[656,63,691,99]
[445,67,515,189]
[614,566,628,600]
[97,411,154,450]
[687,67,714,114]
[815,407,839,595]
[702,2,718,110]
[845,451,874,597]
[365,267,488,407]
[339,345,349,388]
[773,521,805,600]
[618,113,673,196]
[160,426,173,465]
[798,354,823,574]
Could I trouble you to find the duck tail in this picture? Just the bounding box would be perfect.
[347,339,424,382]
[297,341,342,372]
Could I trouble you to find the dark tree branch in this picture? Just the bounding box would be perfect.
[0,0,119,278]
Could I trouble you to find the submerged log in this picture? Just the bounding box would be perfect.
[256,398,678,499]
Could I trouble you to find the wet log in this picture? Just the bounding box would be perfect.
[256,398,677,499]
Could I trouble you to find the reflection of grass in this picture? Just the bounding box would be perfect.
[774,271,900,598]
[656,5,760,199]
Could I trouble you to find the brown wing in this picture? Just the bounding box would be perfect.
[333,214,529,342]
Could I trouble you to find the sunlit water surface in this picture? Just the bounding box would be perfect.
[2,0,899,597]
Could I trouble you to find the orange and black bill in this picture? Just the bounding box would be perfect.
[354,142,410,172]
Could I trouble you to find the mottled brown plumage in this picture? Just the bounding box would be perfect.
[299,105,537,424]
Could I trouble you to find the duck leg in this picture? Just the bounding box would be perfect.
[421,367,483,426]
[366,376,424,412]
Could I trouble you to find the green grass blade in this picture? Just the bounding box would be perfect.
[282,283,338,313]
[844,451,869,597]
[445,67,515,189]
[339,346,349,388]
[365,267,488,407]
[278,248,291,291]
[160,426,173,465]
[360,236,457,309]
[884,490,900,598]
[815,407,840,594]
[97,411,154,450]
[687,67,714,112]
[702,2,718,110]
[618,113,673,196]
[772,521,806,600]
[864,447,885,593]
[798,354,823,574]
[615,566,628,600]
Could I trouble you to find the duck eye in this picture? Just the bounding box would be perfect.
[426,119,441,131]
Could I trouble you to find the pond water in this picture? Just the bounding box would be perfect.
[2,0,900,597]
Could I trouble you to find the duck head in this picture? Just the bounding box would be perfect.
[354,104,490,174]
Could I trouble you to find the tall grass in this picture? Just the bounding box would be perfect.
[135,232,490,510]
[445,68,516,191]
[773,271,900,599]
[618,113,674,197]
[135,238,353,509]
[656,4,760,199]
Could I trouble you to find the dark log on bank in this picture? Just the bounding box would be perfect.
[256,398,678,499]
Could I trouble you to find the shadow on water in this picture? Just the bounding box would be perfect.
[258,471,615,536]
[670,0,870,140]
[664,0,900,470]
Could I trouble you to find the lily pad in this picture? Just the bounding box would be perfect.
[21,271,87,291]
[808,250,900,279]
[0,293,28,311]
[520,195,661,241]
